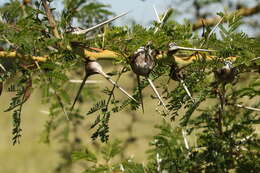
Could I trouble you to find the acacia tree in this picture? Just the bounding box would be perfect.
[0,0,259,172]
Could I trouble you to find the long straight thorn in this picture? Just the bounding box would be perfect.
[180,79,195,103]
[72,11,130,35]
[153,5,161,22]
[175,46,216,52]
[250,57,260,62]
[207,17,223,41]
[200,17,223,47]
[182,128,190,150]
[99,72,138,103]
[146,77,168,112]
[0,63,6,71]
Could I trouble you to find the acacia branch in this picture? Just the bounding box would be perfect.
[0,51,47,62]
[192,4,260,30]
[41,0,61,38]
[0,50,237,65]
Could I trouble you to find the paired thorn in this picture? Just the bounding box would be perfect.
[153,6,173,33]
[69,61,137,115]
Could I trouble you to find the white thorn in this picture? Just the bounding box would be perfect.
[180,79,195,103]
[182,128,190,150]
[72,11,130,35]
[207,17,223,41]
[250,57,260,62]
[99,72,138,103]
[147,77,168,112]
[0,63,6,72]
[176,46,216,52]
[153,5,161,23]
[235,104,260,112]
[69,79,102,84]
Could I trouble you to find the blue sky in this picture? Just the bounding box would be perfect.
[0,0,173,26]
[99,0,173,25]
[0,0,258,36]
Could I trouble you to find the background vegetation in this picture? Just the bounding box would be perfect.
[0,0,259,172]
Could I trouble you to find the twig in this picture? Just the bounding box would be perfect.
[41,0,61,38]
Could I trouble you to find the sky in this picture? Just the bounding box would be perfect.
[0,0,259,36]
[0,0,173,26]
[99,0,173,25]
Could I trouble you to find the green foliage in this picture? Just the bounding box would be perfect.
[0,0,259,172]
[61,0,113,28]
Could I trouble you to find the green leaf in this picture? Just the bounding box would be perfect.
[72,148,97,163]
[101,139,122,161]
